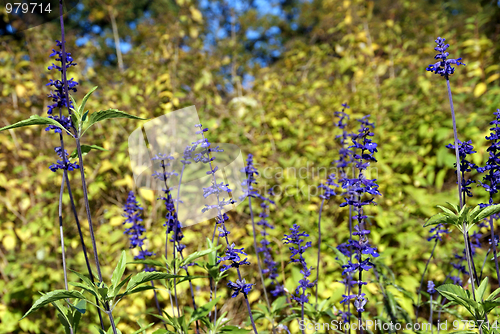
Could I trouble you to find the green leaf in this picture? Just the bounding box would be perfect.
[69,145,108,159]
[127,259,165,268]
[0,115,74,137]
[21,290,85,319]
[113,274,132,299]
[219,325,251,333]
[424,213,457,227]
[72,300,86,331]
[69,95,80,118]
[445,202,460,212]
[475,204,500,222]
[486,287,500,301]
[467,205,482,222]
[125,272,184,292]
[271,296,288,313]
[71,113,79,131]
[180,247,219,268]
[70,270,96,289]
[82,110,90,122]
[79,86,98,116]
[69,282,99,299]
[436,284,477,316]
[475,277,489,300]
[436,205,457,216]
[189,296,220,324]
[131,322,155,334]
[83,109,146,135]
[51,300,72,333]
[111,251,127,294]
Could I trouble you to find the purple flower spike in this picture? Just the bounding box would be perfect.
[49,146,80,172]
[426,37,465,78]
[283,224,315,304]
[427,281,436,294]
[227,279,254,298]
[45,41,78,136]
[123,191,155,271]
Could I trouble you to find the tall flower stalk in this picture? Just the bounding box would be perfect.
[283,224,315,334]
[257,189,283,297]
[316,104,353,311]
[241,154,271,309]
[339,115,380,331]
[416,224,448,319]
[477,110,500,282]
[56,1,118,330]
[153,153,181,316]
[194,124,259,333]
[426,36,487,331]
[122,191,164,321]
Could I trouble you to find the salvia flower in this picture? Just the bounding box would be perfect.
[426,37,465,78]
[283,224,315,304]
[193,124,254,300]
[478,111,500,211]
[49,147,80,172]
[256,189,283,296]
[227,279,254,298]
[153,154,185,253]
[123,191,154,271]
[446,140,476,198]
[427,280,436,295]
[338,115,380,315]
[46,40,78,135]
[427,224,449,242]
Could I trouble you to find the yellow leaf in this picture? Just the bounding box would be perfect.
[15,84,26,97]
[344,15,352,25]
[139,188,155,203]
[2,235,16,251]
[473,82,487,97]
[112,175,134,188]
[19,197,30,211]
[248,289,260,304]
[110,216,123,227]
[15,228,31,242]
[99,160,114,173]
[487,73,500,84]
[189,6,203,23]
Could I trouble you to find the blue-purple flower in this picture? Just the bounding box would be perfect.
[338,114,380,315]
[123,191,154,271]
[426,37,465,78]
[446,140,476,198]
[427,224,449,242]
[283,224,315,304]
[194,124,254,300]
[49,147,80,172]
[45,40,78,135]
[427,280,436,295]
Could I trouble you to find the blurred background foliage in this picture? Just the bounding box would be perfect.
[2,0,500,332]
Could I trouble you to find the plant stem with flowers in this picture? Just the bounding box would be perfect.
[194,124,259,333]
[316,104,353,314]
[283,224,315,334]
[477,110,500,282]
[122,191,164,323]
[241,154,271,310]
[338,115,380,332]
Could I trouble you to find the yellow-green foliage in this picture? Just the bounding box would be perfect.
[2,0,500,332]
